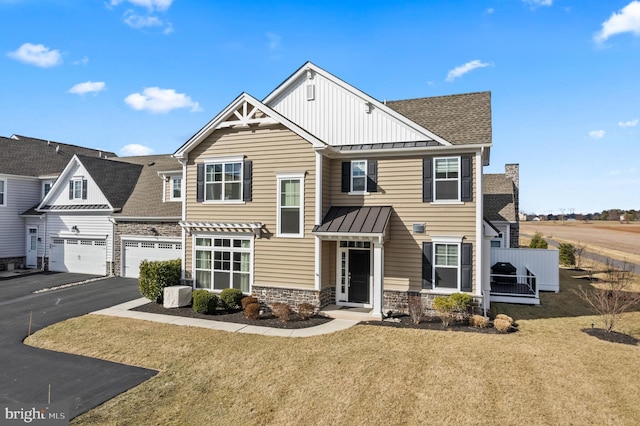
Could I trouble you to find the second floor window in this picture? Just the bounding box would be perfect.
[0,180,5,206]
[69,179,87,200]
[351,160,367,192]
[277,173,305,237]
[171,177,182,200]
[205,162,242,201]
[434,157,459,201]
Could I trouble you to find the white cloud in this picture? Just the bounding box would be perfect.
[124,87,202,113]
[120,144,155,156]
[619,118,638,127]
[523,0,553,7]
[109,0,172,12]
[124,11,163,28]
[73,56,89,65]
[594,1,640,43]
[7,43,62,68]
[486,8,494,14]
[445,60,491,82]
[589,130,605,139]
[68,81,106,95]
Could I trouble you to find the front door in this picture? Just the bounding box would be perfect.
[26,228,38,268]
[348,249,370,304]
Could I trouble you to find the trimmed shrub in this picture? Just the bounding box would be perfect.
[241,296,259,310]
[220,288,244,310]
[493,314,514,333]
[192,290,218,315]
[244,302,261,320]
[271,302,292,323]
[138,258,181,303]
[297,303,316,320]
[469,314,490,328]
[559,243,576,267]
[408,295,424,324]
[529,232,548,249]
[432,293,473,327]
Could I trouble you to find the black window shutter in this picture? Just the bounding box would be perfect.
[461,242,472,292]
[341,162,350,192]
[422,242,433,289]
[366,160,377,192]
[461,156,473,202]
[68,181,73,200]
[422,157,433,202]
[243,159,252,202]
[82,180,87,199]
[196,164,204,202]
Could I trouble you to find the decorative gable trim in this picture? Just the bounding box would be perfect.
[173,93,327,158]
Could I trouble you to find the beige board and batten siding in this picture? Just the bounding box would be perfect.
[329,154,478,292]
[185,125,317,290]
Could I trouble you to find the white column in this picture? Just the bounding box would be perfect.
[314,152,323,291]
[372,241,384,317]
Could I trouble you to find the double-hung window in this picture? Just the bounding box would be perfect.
[0,179,5,206]
[434,157,460,201]
[277,172,304,237]
[205,161,242,201]
[351,160,367,192]
[195,236,252,293]
[42,181,53,198]
[69,178,87,200]
[434,243,459,290]
[171,177,182,200]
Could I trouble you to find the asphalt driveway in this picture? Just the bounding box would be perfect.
[0,272,157,419]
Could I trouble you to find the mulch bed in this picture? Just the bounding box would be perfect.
[131,302,332,329]
[360,314,505,334]
[582,328,639,345]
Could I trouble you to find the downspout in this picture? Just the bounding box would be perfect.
[478,147,487,317]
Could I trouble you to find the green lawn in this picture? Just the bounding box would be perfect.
[26,268,640,425]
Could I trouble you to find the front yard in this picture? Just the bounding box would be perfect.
[26,268,640,425]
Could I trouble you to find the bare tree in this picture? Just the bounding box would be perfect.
[576,259,640,332]
[574,244,586,270]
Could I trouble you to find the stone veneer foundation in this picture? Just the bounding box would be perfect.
[384,290,483,315]
[250,285,334,309]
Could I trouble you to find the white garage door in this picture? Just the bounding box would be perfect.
[50,238,107,275]
[122,240,182,278]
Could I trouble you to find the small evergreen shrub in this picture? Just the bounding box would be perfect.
[432,293,473,326]
[469,314,490,328]
[408,295,424,324]
[138,258,181,303]
[297,303,316,320]
[493,313,514,333]
[271,302,292,323]
[192,290,218,314]
[220,288,244,310]
[529,232,548,249]
[244,302,261,320]
[559,243,576,267]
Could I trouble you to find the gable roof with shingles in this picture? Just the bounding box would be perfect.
[483,173,516,222]
[386,92,491,145]
[75,155,143,210]
[0,135,116,177]
[111,155,183,218]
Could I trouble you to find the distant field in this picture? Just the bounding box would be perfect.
[521,221,640,266]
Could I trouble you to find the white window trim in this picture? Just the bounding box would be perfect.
[192,233,254,293]
[170,176,182,201]
[42,180,53,200]
[350,159,369,195]
[0,178,6,207]
[276,172,305,238]
[431,235,463,293]
[432,156,461,203]
[203,156,244,203]
[71,178,84,200]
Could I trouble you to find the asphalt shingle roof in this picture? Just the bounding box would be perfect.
[111,155,182,218]
[0,135,116,177]
[386,92,492,145]
[483,174,516,222]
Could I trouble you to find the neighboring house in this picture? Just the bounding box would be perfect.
[0,135,116,271]
[23,154,183,277]
[483,164,520,248]
[174,62,496,317]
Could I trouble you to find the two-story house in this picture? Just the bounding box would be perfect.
[0,135,116,271]
[174,62,495,317]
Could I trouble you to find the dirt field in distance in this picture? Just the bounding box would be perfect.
[520,221,640,265]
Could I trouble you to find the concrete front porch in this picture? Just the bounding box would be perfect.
[320,304,381,321]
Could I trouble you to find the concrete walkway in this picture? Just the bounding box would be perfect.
[92,298,359,337]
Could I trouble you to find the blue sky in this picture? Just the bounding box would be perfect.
[1,0,638,214]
